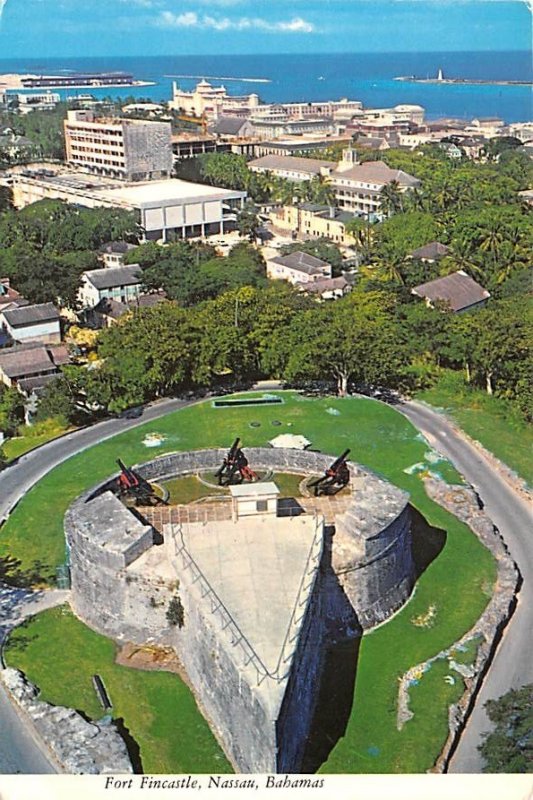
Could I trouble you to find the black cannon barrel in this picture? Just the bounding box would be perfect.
[330,449,351,469]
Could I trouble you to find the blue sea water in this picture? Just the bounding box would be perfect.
[0,51,531,123]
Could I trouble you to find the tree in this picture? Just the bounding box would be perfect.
[0,387,25,436]
[34,377,77,425]
[479,684,533,772]
[236,203,261,243]
[283,290,406,396]
[0,185,13,214]
[379,180,404,216]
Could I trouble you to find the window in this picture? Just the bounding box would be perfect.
[256,500,268,512]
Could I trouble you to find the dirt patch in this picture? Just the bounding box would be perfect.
[115,642,188,682]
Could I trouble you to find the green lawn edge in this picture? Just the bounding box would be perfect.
[2,393,497,773]
[417,379,532,487]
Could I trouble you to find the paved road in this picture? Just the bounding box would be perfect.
[0,396,190,773]
[399,400,533,773]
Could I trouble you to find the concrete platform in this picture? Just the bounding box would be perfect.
[182,514,322,677]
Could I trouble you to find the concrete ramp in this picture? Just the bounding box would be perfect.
[182,514,322,678]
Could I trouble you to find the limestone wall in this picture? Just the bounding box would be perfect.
[65,447,414,773]
[1,668,133,774]
[67,447,413,637]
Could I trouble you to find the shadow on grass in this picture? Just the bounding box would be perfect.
[0,554,55,588]
[114,716,144,774]
[409,505,447,580]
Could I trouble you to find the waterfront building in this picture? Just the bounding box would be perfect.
[248,154,335,182]
[64,110,173,182]
[12,170,247,241]
[169,80,261,118]
[21,72,136,89]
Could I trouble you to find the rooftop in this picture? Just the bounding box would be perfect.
[412,270,490,312]
[248,155,335,174]
[333,160,420,188]
[182,512,322,707]
[410,241,450,261]
[99,241,137,255]
[269,251,331,276]
[229,482,280,498]
[97,178,246,207]
[1,302,59,328]
[83,264,142,291]
[0,345,57,379]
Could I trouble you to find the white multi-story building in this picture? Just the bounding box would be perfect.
[330,149,420,217]
[169,80,261,119]
[247,155,335,182]
[64,110,173,182]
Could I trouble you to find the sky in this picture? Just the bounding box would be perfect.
[0,0,530,58]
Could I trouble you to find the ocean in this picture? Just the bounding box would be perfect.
[0,51,531,123]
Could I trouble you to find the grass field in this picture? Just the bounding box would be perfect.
[418,375,532,486]
[2,392,497,773]
[4,606,231,774]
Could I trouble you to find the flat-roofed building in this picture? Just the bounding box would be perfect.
[12,170,247,241]
[64,110,173,182]
[0,302,61,345]
[266,251,332,285]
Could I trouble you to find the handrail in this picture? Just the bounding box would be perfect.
[168,515,324,684]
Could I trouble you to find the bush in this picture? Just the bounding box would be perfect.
[166,596,185,628]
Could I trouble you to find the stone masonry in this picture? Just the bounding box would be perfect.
[65,448,414,772]
[1,667,133,774]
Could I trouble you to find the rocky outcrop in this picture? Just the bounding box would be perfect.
[1,668,133,774]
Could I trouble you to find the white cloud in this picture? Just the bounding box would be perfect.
[157,10,315,32]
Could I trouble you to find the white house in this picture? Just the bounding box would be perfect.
[79,264,143,309]
[330,148,420,218]
[266,251,332,285]
[0,302,61,345]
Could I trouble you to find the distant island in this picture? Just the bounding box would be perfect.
[395,68,532,87]
[0,72,155,90]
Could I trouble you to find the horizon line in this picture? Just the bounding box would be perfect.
[0,48,531,61]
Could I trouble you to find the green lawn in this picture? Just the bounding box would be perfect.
[160,471,305,505]
[2,392,497,773]
[2,426,73,462]
[4,606,231,774]
[418,376,532,487]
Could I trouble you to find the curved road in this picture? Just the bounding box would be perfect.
[398,400,533,773]
[0,394,531,772]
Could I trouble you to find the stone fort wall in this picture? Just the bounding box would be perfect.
[65,448,414,772]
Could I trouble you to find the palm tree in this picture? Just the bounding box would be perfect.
[379,180,403,216]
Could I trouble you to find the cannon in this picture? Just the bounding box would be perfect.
[309,449,351,496]
[115,458,165,506]
[215,438,258,486]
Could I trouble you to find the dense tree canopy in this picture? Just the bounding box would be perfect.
[479,684,533,773]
